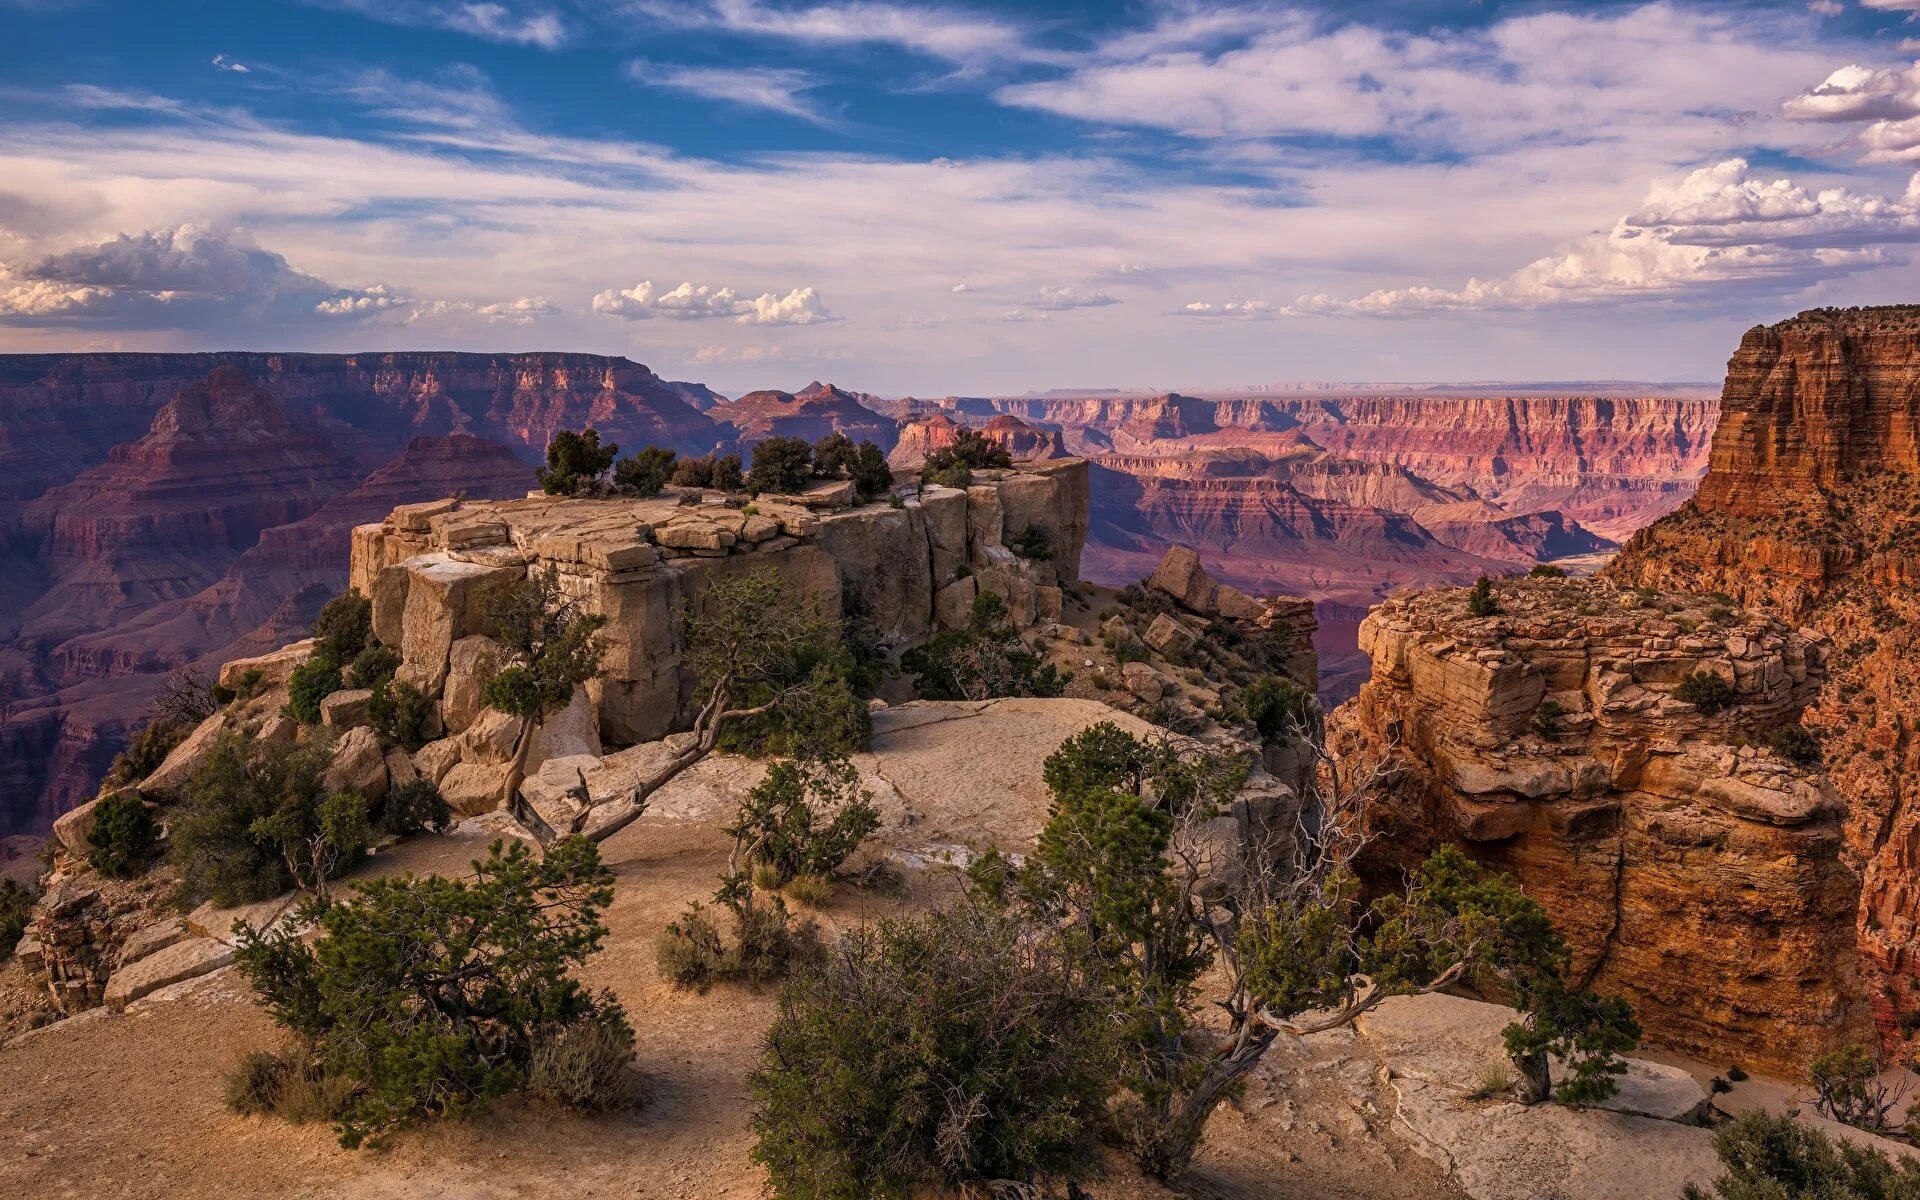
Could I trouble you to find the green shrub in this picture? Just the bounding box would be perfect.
[613,445,677,497]
[312,591,372,663]
[1234,674,1319,743]
[224,1049,295,1116]
[847,441,893,499]
[287,656,343,724]
[233,837,630,1147]
[86,790,160,879]
[1467,575,1499,617]
[920,429,1012,487]
[750,903,1106,1199]
[1529,564,1567,578]
[376,779,451,838]
[1683,1111,1920,1199]
[1675,671,1737,716]
[538,428,617,495]
[726,757,880,890]
[749,436,816,496]
[671,452,744,491]
[810,432,856,478]
[1008,525,1052,560]
[223,1049,357,1123]
[1810,1044,1903,1131]
[785,873,836,909]
[1532,699,1565,740]
[1764,724,1823,765]
[171,735,365,907]
[657,892,821,992]
[367,679,432,751]
[901,593,1064,701]
[0,878,36,960]
[103,720,187,789]
[345,644,400,690]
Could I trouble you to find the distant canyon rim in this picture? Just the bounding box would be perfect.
[0,353,1713,838]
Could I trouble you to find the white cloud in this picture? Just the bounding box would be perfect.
[1287,159,1920,315]
[304,0,567,47]
[1784,61,1920,163]
[0,224,404,328]
[1808,0,1843,15]
[593,280,837,326]
[1862,0,1920,10]
[626,60,835,125]
[692,343,783,364]
[404,295,558,323]
[211,54,251,74]
[1026,285,1119,309]
[1001,309,1050,323]
[950,282,971,293]
[1180,299,1272,318]
[997,4,1832,159]
[1118,262,1151,275]
[628,0,1040,69]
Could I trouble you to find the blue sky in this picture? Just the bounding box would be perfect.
[4,0,1920,394]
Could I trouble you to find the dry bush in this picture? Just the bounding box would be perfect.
[528,1014,637,1111]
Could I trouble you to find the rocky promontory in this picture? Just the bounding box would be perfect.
[1332,574,1868,1074]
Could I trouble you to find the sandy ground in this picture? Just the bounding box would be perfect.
[0,716,1466,1200]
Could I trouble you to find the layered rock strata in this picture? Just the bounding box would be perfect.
[1608,306,1920,1045]
[347,461,1088,750]
[1331,575,1868,1075]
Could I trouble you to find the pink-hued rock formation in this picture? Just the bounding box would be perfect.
[709,380,899,453]
[888,412,1066,468]
[1608,306,1920,1048]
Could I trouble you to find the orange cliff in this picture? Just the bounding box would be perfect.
[1609,305,1920,1050]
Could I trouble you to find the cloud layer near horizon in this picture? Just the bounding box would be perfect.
[3,1,1920,391]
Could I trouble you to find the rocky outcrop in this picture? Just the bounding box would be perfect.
[1330,575,1868,1075]
[708,381,899,453]
[348,462,1088,749]
[1609,306,1920,1049]
[888,412,1066,469]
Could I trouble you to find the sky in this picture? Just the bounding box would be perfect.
[3,0,1920,395]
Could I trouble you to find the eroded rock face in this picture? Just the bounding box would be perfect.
[347,462,1089,751]
[1608,306,1920,1049]
[888,412,1067,469]
[1330,575,1868,1075]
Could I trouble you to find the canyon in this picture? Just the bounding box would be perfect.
[0,353,1712,838]
[1608,306,1920,1048]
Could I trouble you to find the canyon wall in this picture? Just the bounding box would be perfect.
[1609,306,1920,1046]
[1331,575,1868,1074]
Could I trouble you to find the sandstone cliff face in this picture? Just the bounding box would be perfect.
[1609,306,1920,1048]
[347,461,1088,749]
[1331,576,1867,1075]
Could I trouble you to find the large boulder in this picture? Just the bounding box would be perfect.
[320,687,374,729]
[529,687,602,768]
[812,503,934,645]
[1148,546,1218,613]
[139,712,229,794]
[52,797,103,858]
[396,553,525,696]
[440,634,504,734]
[439,761,505,817]
[322,726,389,800]
[217,640,316,692]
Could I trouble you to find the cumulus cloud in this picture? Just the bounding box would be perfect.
[1001,309,1050,323]
[1026,285,1119,310]
[0,225,402,329]
[626,60,835,125]
[1179,299,1272,318]
[593,279,837,326]
[1784,61,1920,163]
[211,54,250,74]
[1288,160,1920,315]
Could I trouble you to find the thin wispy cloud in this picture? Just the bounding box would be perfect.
[626,60,837,125]
[305,0,568,47]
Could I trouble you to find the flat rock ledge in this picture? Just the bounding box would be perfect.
[103,938,234,1012]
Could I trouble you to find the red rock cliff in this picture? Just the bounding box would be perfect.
[1610,305,1920,1051]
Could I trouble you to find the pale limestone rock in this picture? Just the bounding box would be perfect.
[117,918,188,968]
[323,726,389,800]
[1148,545,1216,612]
[1144,613,1200,654]
[964,484,1004,565]
[52,797,102,858]
[397,553,524,696]
[814,503,933,644]
[1122,661,1165,703]
[529,687,602,769]
[460,708,520,766]
[440,634,503,734]
[934,575,978,630]
[256,713,297,745]
[217,639,316,692]
[105,937,234,1011]
[140,712,229,794]
[919,487,969,586]
[384,746,418,789]
[440,761,505,817]
[1035,585,1063,622]
[412,737,462,785]
[320,687,374,729]
[185,892,301,945]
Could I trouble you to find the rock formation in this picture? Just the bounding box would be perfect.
[1331,575,1868,1075]
[1608,306,1920,1046]
[346,460,1087,757]
[888,412,1066,468]
[708,380,900,453]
